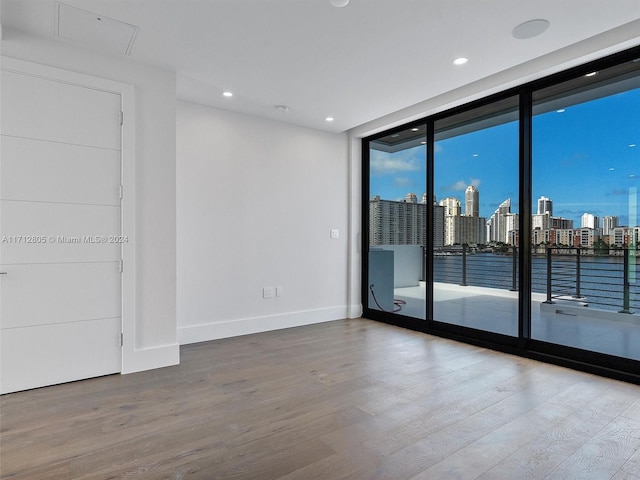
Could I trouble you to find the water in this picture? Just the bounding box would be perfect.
[433,253,640,312]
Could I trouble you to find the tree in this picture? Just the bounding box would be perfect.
[593,238,609,256]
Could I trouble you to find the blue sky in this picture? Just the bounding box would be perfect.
[369,88,639,225]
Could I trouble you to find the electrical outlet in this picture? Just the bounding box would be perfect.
[263,287,274,298]
[331,229,339,239]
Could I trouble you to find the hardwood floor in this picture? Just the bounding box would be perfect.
[2,318,640,479]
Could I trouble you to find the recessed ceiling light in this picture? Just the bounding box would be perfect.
[421,141,427,144]
[223,91,233,97]
[556,109,566,113]
[274,105,290,112]
[330,0,349,6]
[411,128,419,132]
[512,19,550,39]
[630,144,637,148]
[609,168,615,171]
[585,71,598,77]
[326,117,334,122]
[453,57,468,66]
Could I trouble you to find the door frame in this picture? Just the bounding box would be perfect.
[1,56,136,373]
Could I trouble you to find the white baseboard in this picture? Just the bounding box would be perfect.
[122,343,180,374]
[348,304,363,318]
[178,306,349,345]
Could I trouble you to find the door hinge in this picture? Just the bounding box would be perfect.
[120,333,124,346]
[119,111,124,126]
[119,259,124,273]
[119,185,123,199]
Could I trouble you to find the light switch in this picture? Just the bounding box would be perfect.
[331,229,339,239]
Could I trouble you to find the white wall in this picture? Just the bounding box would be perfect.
[177,101,351,343]
[2,29,178,371]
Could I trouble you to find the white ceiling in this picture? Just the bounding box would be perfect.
[2,0,640,133]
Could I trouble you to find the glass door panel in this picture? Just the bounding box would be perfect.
[368,124,427,319]
[433,97,519,336]
[532,60,640,360]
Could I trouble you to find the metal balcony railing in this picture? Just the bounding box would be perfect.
[432,245,518,292]
[432,245,639,313]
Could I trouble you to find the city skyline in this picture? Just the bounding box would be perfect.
[370,191,638,249]
[369,86,640,226]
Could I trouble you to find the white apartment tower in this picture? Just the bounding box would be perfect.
[487,198,513,243]
[439,197,461,216]
[532,213,551,231]
[537,196,553,216]
[440,187,485,246]
[465,185,479,217]
[581,212,599,229]
[602,216,619,235]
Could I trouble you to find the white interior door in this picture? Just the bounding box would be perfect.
[0,68,123,393]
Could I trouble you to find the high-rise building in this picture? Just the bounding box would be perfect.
[532,213,551,231]
[551,217,574,229]
[433,203,445,248]
[487,198,512,243]
[581,212,599,229]
[369,194,444,247]
[444,215,486,246]
[443,216,456,246]
[441,186,484,246]
[465,185,479,217]
[504,213,519,246]
[439,197,461,216]
[602,216,619,235]
[537,196,553,216]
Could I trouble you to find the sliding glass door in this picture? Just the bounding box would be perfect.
[433,97,519,336]
[367,124,427,320]
[531,58,640,361]
[363,45,640,381]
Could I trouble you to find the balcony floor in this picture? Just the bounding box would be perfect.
[392,282,640,362]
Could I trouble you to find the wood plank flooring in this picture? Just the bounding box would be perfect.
[2,318,640,479]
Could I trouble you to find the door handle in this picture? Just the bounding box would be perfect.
[0,272,7,275]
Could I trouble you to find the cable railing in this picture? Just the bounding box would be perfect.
[433,245,640,313]
[433,245,518,292]
[538,247,639,313]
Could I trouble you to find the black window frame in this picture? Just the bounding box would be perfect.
[361,44,640,384]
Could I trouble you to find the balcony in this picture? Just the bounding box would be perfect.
[369,245,640,362]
